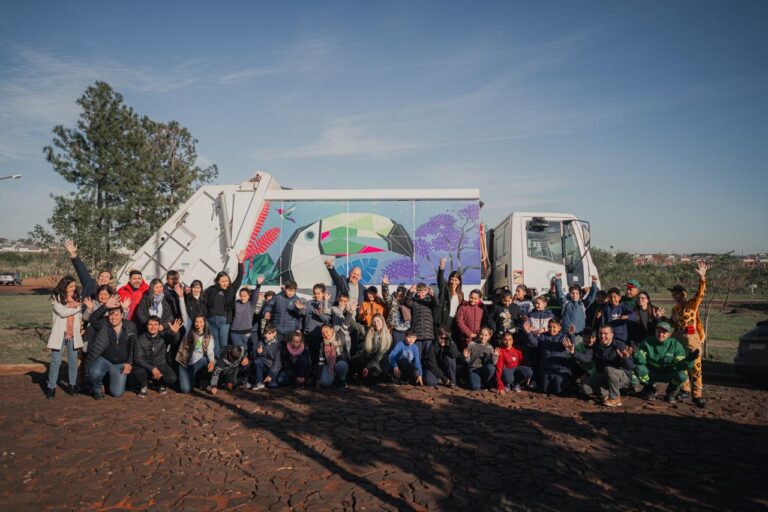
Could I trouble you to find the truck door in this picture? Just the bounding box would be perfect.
[523,218,566,295]
[492,219,510,292]
[562,220,585,288]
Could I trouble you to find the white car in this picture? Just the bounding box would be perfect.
[0,272,22,285]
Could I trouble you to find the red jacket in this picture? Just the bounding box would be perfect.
[455,301,485,348]
[117,280,149,322]
[495,346,525,391]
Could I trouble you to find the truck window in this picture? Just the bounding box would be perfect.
[526,221,563,263]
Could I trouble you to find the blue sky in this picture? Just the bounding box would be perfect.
[1,1,766,253]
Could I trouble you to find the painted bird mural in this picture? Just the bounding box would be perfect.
[275,212,414,285]
[276,205,296,223]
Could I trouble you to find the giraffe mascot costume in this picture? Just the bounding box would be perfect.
[669,261,708,408]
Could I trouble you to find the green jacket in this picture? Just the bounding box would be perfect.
[574,341,596,375]
[634,336,691,371]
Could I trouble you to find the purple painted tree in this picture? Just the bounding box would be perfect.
[382,258,418,283]
[416,203,480,278]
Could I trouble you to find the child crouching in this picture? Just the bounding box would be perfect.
[388,329,423,385]
[317,324,350,388]
[461,327,496,391]
[252,325,281,390]
[278,331,312,387]
[494,332,533,394]
[209,345,249,394]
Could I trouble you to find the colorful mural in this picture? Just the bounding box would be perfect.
[241,199,481,287]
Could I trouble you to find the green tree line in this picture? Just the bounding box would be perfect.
[592,248,768,306]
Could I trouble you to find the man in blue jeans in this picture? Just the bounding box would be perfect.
[85,308,138,400]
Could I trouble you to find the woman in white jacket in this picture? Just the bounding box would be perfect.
[46,275,83,399]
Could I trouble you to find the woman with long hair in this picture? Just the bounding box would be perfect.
[45,275,84,398]
[135,278,174,332]
[175,315,216,393]
[184,279,207,321]
[351,313,393,383]
[628,291,665,348]
[434,257,464,339]
[204,250,246,357]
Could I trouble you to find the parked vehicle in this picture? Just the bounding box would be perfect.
[487,213,599,297]
[0,271,22,286]
[734,320,768,387]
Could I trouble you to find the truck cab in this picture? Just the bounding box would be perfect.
[488,212,599,297]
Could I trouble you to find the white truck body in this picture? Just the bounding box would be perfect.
[116,172,598,298]
[117,172,483,295]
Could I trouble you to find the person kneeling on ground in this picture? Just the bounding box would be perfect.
[634,322,699,403]
[176,315,215,393]
[278,331,312,387]
[461,327,496,391]
[350,313,392,384]
[209,344,249,394]
[389,329,423,385]
[565,325,634,407]
[424,327,459,388]
[252,325,282,390]
[317,324,350,389]
[132,316,182,397]
[86,307,138,400]
[523,319,574,396]
[494,331,533,394]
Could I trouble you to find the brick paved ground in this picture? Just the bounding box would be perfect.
[1,373,767,511]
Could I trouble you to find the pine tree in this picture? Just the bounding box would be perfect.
[42,81,217,269]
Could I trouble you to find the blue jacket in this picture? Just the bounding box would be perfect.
[254,338,282,379]
[526,331,573,373]
[526,309,555,333]
[599,303,638,342]
[302,299,332,336]
[556,279,598,334]
[388,341,423,377]
[263,292,304,334]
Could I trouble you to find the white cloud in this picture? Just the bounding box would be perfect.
[214,37,336,85]
[255,120,424,159]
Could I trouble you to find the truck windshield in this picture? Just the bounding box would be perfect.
[526,221,563,263]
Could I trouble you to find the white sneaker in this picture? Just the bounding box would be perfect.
[253,383,266,390]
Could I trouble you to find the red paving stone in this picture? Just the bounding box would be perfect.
[1,374,767,511]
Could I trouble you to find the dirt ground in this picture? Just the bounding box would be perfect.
[0,277,57,295]
[1,372,767,511]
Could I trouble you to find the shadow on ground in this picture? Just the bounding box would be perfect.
[195,384,768,511]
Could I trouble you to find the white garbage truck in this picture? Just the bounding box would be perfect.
[116,172,599,297]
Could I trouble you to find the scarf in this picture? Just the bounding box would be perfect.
[323,339,337,376]
[286,343,305,358]
[65,297,79,339]
[150,293,164,316]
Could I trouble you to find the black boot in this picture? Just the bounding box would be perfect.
[692,397,706,409]
[66,384,79,396]
[45,388,56,399]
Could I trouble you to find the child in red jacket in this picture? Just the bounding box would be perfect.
[455,289,486,350]
[494,332,533,394]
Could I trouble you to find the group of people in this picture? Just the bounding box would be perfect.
[45,240,710,408]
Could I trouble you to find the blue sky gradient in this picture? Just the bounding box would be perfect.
[1,1,766,253]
